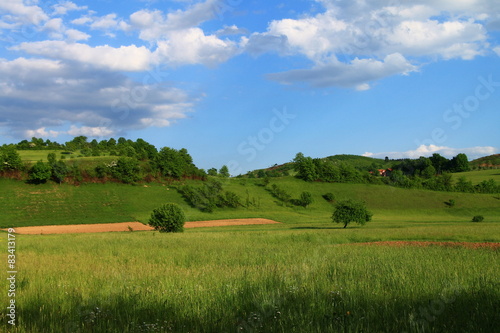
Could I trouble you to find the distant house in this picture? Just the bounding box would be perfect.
[377,169,392,177]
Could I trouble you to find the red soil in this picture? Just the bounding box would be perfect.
[7,218,280,235]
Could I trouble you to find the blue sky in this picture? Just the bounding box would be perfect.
[0,0,499,174]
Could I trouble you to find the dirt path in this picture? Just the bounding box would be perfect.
[8,218,280,235]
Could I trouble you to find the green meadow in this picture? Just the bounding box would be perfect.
[451,168,500,184]
[1,224,499,332]
[1,172,499,332]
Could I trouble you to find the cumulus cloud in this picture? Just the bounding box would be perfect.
[12,41,153,71]
[0,58,196,138]
[129,4,241,67]
[363,145,498,160]
[247,0,494,89]
[25,127,60,138]
[0,0,48,26]
[153,28,239,67]
[267,53,417,89]
[129,0,222,40]
[52,1,87,16]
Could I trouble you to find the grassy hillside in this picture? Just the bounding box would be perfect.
[17,149,116,162]
[452,169,500,184]
[470,154,500,168]
[325,154,389,169]
[2,175,499,228]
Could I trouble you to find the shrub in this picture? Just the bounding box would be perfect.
[28,160,52,184]
[472,215,484,223]
[268,184,292,204]
[445,199,456,208]
[322,193,335,202]
[149,203,186,233]
[298,191,313,208]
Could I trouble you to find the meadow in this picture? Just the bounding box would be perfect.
[1,223,499,332]
[1,172,499,332]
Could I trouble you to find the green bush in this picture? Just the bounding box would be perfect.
[322,192,335,202]
[332,199,372,228]
[298,191,313,208]
[28,160,52,184]
[149,203,186,233]
[472,215,484,223]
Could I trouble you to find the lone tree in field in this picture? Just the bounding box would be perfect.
[149,203,186,233]
[332,199,372,228]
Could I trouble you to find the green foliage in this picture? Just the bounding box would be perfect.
[47,152,57,165]
[475,179,499,194]
[472,215,484,222]
[297,191,313,208]
[293,152,318,181]
[219,165,230,177]
[454,176,475,193]
[51,160,69,184]
[207,168,218,176]
[28,160,52,184]
[111,157,140,184]
[1,147,23,170]
[268,183,292,204]
[332,199,372,228]
[148,203,185,232]
[322,192,335,202]
[445,199,456,208]
[154,147,200,179]
[179,179,242,212]
[450,153,470,172]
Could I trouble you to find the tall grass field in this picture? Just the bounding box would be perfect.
[1,225,499,332]
[1,172,499,332]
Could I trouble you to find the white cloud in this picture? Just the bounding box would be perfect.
[52,1,87,16]
[12,41,153,71]
[0,57,196,138]
[386,19,487,60]
[153,28,239,67]
[67,125,115,137]
[494,46,500,56]
[267,53,417,89]
[0,0,48,25]
[90,13,121,31]
[247,0,494,88]
[217,25,249,36]
[65,29,90,42]
[363,145,498,160]
[25,127,60,138]
[71,16,92,25]
[130,0,221,40]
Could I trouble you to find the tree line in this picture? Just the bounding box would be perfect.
[292,152,499,194]
[0,136,231,185]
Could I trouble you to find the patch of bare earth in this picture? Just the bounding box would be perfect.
[351,241,500,250]
[9,218,280,235]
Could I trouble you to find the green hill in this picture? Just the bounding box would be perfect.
[2,176,498,228]
[470,154,500,168]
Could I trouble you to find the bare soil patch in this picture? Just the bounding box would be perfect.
[9,218,280,235]
[351,241,500,249]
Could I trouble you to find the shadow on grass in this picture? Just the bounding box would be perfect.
[7,281,499,333]
[291,226,344,230]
